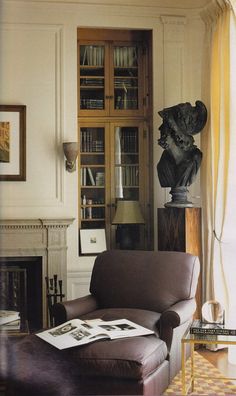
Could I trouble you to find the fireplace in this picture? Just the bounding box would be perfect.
[0,256,43,330]
[0,218,74,328]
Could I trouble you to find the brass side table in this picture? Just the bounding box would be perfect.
[181,325,236,395]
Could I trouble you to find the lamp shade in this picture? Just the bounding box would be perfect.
[63,142,79,162]
[112,200,145,224]
[63,142,79,172]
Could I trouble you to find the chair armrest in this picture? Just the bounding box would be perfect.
[52,294,98,325]
[158,298,196,350]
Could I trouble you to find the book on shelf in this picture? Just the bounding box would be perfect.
[190,319,236,336]
[0,310,20,326]
[80,168,96,186]
[87,168,95,185]
[114,46,137,68]
[36,318,154,350]
[81,45,104,67]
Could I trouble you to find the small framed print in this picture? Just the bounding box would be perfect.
[0,105,26,181]
[80,229,107,255]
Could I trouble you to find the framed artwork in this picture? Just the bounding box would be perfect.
[80,228,107,255]
[0,105,26,181]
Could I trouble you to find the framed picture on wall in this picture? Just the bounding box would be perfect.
[79,229,107,255]
[0,105,26,181]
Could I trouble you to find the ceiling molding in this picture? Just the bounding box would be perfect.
[2,0,212,10]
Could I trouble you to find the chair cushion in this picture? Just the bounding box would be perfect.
[68,308,168,380]
[69,333,167,380]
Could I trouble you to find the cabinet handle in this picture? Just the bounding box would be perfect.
[107,203,116,208]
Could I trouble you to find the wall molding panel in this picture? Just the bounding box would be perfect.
[67,270,92,300]
[0,23,64,208]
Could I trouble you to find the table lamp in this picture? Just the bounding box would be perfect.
[112,200,145,249]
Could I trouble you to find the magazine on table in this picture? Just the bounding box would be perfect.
[36,318,154,350]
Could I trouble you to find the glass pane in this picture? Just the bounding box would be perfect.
[113,46,138,110]
[80,127,105,225]
[80,45,105,110]
[114,126,139,200]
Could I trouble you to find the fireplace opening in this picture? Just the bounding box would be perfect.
[0,256,43,331]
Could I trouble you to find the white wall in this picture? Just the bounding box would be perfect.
[0,0,205,299]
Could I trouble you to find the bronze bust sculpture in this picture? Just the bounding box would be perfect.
[157,100,207,207]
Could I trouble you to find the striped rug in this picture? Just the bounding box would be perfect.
[162,352,236,395]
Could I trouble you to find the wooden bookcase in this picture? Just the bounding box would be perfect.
[78,28,153,252]
[158,207,202,319]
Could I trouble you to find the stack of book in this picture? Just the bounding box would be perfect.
[95,172,105,186]
[0,310,21,331]
[190,319,236,336]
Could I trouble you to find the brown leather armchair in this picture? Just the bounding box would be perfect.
[52,250,200,396]
[3,250,199,396]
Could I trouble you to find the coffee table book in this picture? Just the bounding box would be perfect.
[190,319,236,336]
[36,318,154,350]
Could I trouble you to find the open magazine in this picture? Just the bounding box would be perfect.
[36,318,154,350]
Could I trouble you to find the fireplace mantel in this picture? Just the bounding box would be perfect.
[0,218,74,327]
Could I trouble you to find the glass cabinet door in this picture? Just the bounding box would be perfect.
[80,125,107,229]
[111,122,148,250]
[111,43,143,116]
[79,44,108,116]
[114,125,140,201]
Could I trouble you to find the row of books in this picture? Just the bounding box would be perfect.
[80,97,138,111]
[114,46,138,68]
[81,207,105,220]
[114,78,138,88]
[80,98,104,110]
[80,129,138,153]
[81,168,105,186]
[116,165,139,187]
[117,130,139,153]
[80,130,104,153]
[81,45,105,67]
[80,45,138,68]
[80,78,104,87]
[190,319,236,336]
[115,96,138,110]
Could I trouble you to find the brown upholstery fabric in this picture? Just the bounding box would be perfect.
[69,335,167,380]
[90,250,199,312]
[69,308,167,380]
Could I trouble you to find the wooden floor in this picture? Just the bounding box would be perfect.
[198,346,236,382]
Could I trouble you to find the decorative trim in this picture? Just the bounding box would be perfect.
[161,15,187,25]
[0,218,74,229]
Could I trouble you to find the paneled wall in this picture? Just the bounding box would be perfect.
[0,0,205,299]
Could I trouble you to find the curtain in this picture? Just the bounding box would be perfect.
[201,0,236,327]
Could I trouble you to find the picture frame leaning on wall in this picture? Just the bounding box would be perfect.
[79,228,107,255]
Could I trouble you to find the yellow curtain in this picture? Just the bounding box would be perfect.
[201,1,236,320]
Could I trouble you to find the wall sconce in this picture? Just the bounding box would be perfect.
[112,200,145,249]
[63,142,79,172]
